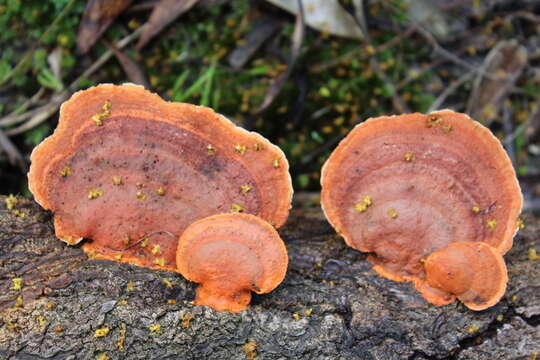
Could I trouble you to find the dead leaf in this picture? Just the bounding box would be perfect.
[228,15,283,70]
[103,40,150,88]
[265,0,363,39]
[467,40,527,122]
[136,0,200,49]
[77,0,134,54]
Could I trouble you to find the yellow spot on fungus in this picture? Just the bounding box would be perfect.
[117,300,128,306]
[181,313,194,328]
[496,315,504,322]
[94,328,110,338]
[162,279,173,288]
[114,254,123,261]
[442,124,453,133]
[126,281,134,292]
[5,194,17,210]
[167,299,177,305]
[472,204,481,213]
[243,339,258,360]
[528,248,539,261]
[404,152,415,162]
[292,312,301,320]
[426,114,442,127]
[136,182,143,189]
[112,176,122,185]
[487,219,498,231]
[230,203,244,213]
[37,315,47,326]
[355,195,373,213]
[304,308,313,317]
[15,295,23,308]
[12,278,23,291]
[511,295,518,302]
[92,100,112,126]
[87,188,103,200]
[154,257,166,267]
[240,184,252,195]
[156,186,166,196]
[206,144,215,156]
[467,324,480,334]
[123,235,131,245]
[253,143,264,151]
[272,158,280,168]
[148,324,161,334]
[140,237,149,248]
[60,166,72,177]
[387,208,398,219]
[235,144,247,155]
[136,190,146,201]
[151,245,161,255]
[92,114,104,126]
[6,322,20,331]
[54,325,64,334]
[46,302,56,310]
[517,218,525,229]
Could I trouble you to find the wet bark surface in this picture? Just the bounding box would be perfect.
[0,195,539,360]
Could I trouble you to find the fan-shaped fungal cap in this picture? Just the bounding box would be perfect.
[27,84,292,272]
[176,213,288,312]
[423,242,507,310]
[321,111,522,288]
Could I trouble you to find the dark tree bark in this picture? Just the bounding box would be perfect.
[1,195,539,359]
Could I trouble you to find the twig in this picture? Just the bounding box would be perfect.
[249,0,305,121]
[0,88,46,127]
[428,71,474,112]
[311,26,416,73]
[412,25,499,81]
[501,105,516,165]
[354,0,409,113]
[0,0,78,87]
[3,27,144,136]
[0,128,25,171]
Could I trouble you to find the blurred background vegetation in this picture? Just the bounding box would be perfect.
[0,0,539,209]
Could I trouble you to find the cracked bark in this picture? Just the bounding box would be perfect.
[0,195,539,360]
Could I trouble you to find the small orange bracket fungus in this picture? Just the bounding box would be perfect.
[27,84,292,272]
[176,213,288,313]
[321,110,522,309]
[422,242,507,311]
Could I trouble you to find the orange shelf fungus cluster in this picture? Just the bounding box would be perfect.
[321,110,522,310]
[177,213,288,313]
[28,84,292,311]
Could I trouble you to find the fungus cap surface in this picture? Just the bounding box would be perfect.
[27,84,292,272]
[320,111,522,284]
[176,213,288,313]
[423,241,508,310]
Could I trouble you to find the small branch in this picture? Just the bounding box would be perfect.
[428,71,474,112]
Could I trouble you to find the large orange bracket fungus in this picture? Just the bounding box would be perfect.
[176,213,288,313]
[28,84,292,272]
[321,110,523,310]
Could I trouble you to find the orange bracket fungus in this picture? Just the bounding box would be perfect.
[423,242,507,311]
[176,213,288,313]
[28,84,292,272]
[321,110,522,310]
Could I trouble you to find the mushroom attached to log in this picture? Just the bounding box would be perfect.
[27,84,292,272]
[321,110,522,309]
[422,242,507,311]
[176,213,288,312]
